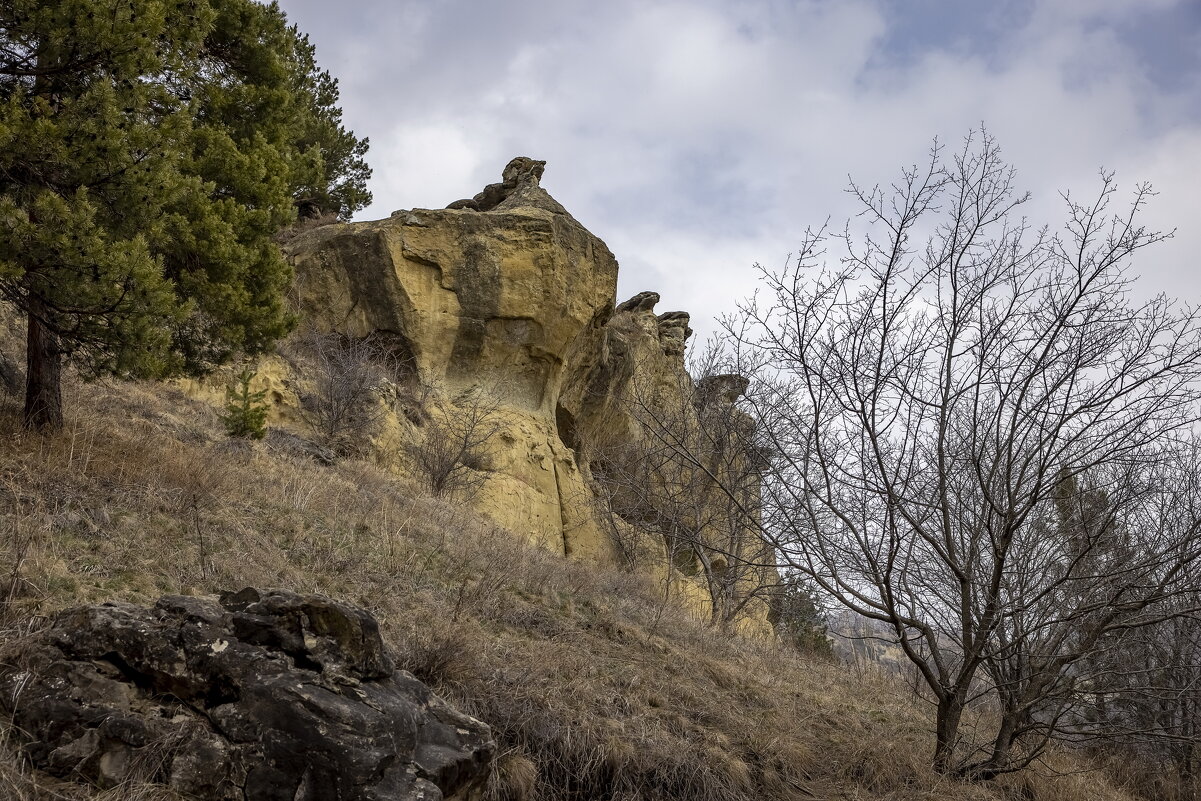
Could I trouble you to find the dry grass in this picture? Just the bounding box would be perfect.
[0,369,1147,801]
[1,719,187,801]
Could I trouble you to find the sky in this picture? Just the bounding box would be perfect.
[275,0,1201,343]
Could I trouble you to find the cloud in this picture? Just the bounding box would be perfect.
[277,0,1201,342]
[369,122,485,214]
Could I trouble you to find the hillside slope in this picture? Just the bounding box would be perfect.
[0,366,1136,801]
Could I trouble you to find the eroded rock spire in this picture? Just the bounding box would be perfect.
[446,156,572,217]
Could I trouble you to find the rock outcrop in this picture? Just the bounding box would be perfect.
[287,157,618,558]
[0,589,494,801]
[445,156,571,217]
[558,291,776,631]
[275,158,773,631]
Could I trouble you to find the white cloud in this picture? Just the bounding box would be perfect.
[278,0,1201,343]
[369,122,486,213]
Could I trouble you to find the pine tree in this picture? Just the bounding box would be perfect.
[220,367,268,440]
[285,25,373,220]
[770,577,833,657]
[0,0,370,430]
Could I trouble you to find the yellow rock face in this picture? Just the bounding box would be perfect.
[175,355,303,428]
[289,206,614,410]
[285,166,619,561]
[558,289,780,636]
[203,158,777,634]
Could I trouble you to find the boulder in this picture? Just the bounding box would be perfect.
[0,588,495,801]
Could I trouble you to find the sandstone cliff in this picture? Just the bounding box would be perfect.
[273,158,771,631]
[285,157,617,561]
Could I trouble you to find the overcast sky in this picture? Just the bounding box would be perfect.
[276,0,1200,341]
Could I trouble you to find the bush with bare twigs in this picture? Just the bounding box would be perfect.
[293,329,409,454]
[407,382,505,499]
[588,346,780,632]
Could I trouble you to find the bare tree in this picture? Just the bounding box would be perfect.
[1125,611,1201,797]
[720,130,1201,778]
[295,329,405,454]
[1077,577,1201,798]
[408,381,505,500]
[590,350,781,631]
[974,456,1201,777]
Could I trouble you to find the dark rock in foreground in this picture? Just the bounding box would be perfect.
[0,588,495,800]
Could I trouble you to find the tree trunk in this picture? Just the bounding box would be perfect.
[933,692,966,774]
[0,351,22,395]
[1177,739,1195,797]
[24,306,63,431]
[968,714,1019,782]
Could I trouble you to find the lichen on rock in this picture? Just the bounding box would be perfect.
[0,588,495,801]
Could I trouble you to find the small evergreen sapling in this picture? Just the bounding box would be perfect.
[221,368,269,440]
[770,578,833,657]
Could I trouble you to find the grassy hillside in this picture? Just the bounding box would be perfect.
[0,362,1141,801]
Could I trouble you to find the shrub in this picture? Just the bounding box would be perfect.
[408,382,504,499]
[770,577,832,658]
[220,368,269,440]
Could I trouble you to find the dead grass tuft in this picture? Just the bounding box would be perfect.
[1,719,189,801]
[394,625,477,688]
[488,749,539,801]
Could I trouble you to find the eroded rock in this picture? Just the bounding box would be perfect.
[287,158,619,558]
[178,156,778,634]
[696,374,750,406]
[614,291,660,314]
[655,311,693,357]
[0,589,495,801]
[444,156,570,217]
